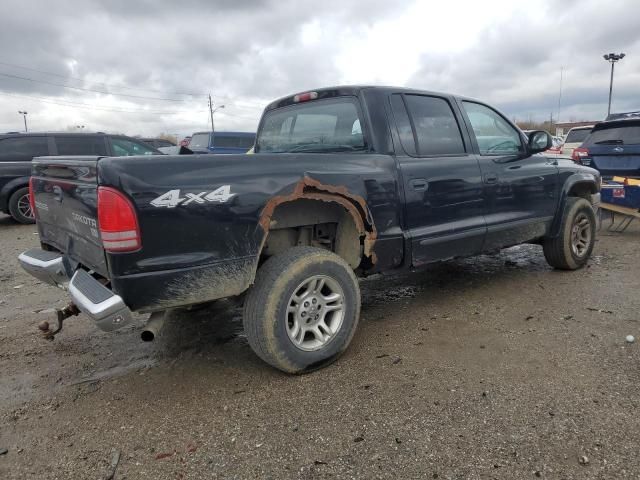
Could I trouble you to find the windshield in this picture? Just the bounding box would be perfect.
[257,97,366,153]
[584,123,640,146]
[189,133,211,150]
[565,128,592,144]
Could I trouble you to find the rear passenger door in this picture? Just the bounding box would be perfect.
[459,101,558,250]
[390,93,486,266]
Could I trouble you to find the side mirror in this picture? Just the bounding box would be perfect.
[527,130,552,154]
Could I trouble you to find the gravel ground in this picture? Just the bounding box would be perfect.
[1,212,640,479]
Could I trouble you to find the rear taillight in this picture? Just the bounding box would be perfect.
[97,187,141,252]
[28,177,36,217]
[572,147,590,164]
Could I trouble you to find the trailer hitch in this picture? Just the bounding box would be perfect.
[38,303,80,340]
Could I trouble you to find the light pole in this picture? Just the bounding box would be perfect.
[211,105,225,133]
[18,111,28,132]
[603,52,625,117]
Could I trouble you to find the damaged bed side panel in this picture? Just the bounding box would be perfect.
[97,152,404,311]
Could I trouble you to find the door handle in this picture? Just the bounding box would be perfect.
[483,173,499,184]
[410,179,428,191]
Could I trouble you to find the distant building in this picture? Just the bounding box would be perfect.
[555,121,599,137]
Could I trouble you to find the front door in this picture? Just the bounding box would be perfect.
[389,93,486,266]
[458,101,558,251]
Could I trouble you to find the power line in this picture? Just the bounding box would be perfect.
[0,60,270,111]
[0,71,195,102]
[0,60,207,97]
[0,91,207,114]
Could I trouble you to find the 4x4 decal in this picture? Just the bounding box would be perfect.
[150,186,235,208]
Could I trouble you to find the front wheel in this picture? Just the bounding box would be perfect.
[8,187,35,224]
[243,247,361,373]
[543,197,596,270]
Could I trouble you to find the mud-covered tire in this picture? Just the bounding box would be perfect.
[8,187,35,224]
[543,197,596,270]
[243,246,361,373]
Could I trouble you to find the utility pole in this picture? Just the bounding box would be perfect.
[603,53,626,117]
[208,94,215,132]
[557,66,563,125]
[18,111,28,132]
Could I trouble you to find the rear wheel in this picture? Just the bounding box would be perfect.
[543,197,596,270]
[8,187,35,224]
[243,246,361,373]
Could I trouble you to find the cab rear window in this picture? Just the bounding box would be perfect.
[257,98,366,153]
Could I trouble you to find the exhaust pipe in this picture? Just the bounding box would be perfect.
[141,311,167,342]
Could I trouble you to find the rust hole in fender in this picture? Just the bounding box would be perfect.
[258,176,377,263]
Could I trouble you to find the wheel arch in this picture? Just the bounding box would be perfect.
[549,174,599,238]
[257,177,378,269]
[0,176,30,212]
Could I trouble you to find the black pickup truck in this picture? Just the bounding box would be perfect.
[19,86,601,373]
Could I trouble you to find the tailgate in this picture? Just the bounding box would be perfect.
[590,145,640,177]
[31,156,108,277]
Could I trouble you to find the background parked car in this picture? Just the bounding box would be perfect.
[572,118,640,178]
[139,137,176,149]
[187,131,256,154]
[561,126,593,157]
[0,132,160,224]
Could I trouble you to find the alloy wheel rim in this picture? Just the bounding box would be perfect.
[570,212,591,257]
[17,194,34,219]
[285,275,345,352]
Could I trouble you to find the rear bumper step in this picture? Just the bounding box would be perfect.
[18,248,68,287]
[18,249,132,332]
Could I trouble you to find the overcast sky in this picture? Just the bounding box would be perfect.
[0,0,637,138]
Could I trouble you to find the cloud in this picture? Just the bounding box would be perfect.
[0,0,637,136]
[408,0,640,122]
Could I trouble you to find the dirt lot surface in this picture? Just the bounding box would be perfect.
[1,213,640,479]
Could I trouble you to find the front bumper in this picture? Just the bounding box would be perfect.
[18,248,133,332]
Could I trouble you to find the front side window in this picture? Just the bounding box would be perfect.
[55,136,107,155]
[462,102,523,155]
[257,98,366,153]
[110,138,157,156]
[0,136,48,161]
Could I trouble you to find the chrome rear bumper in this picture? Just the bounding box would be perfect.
[18,248,67,287]
[18,248,132,332]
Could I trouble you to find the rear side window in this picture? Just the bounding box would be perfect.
[584,124,640,146]
[55,136,107,156]
[390,94,417,155]
[257,97,365,153]
[0,136,49,161]
[110,138,157,156]
[565,128,592,144]
[214,135,256,149]
[405,95,466,156]
[189,133,211,150]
